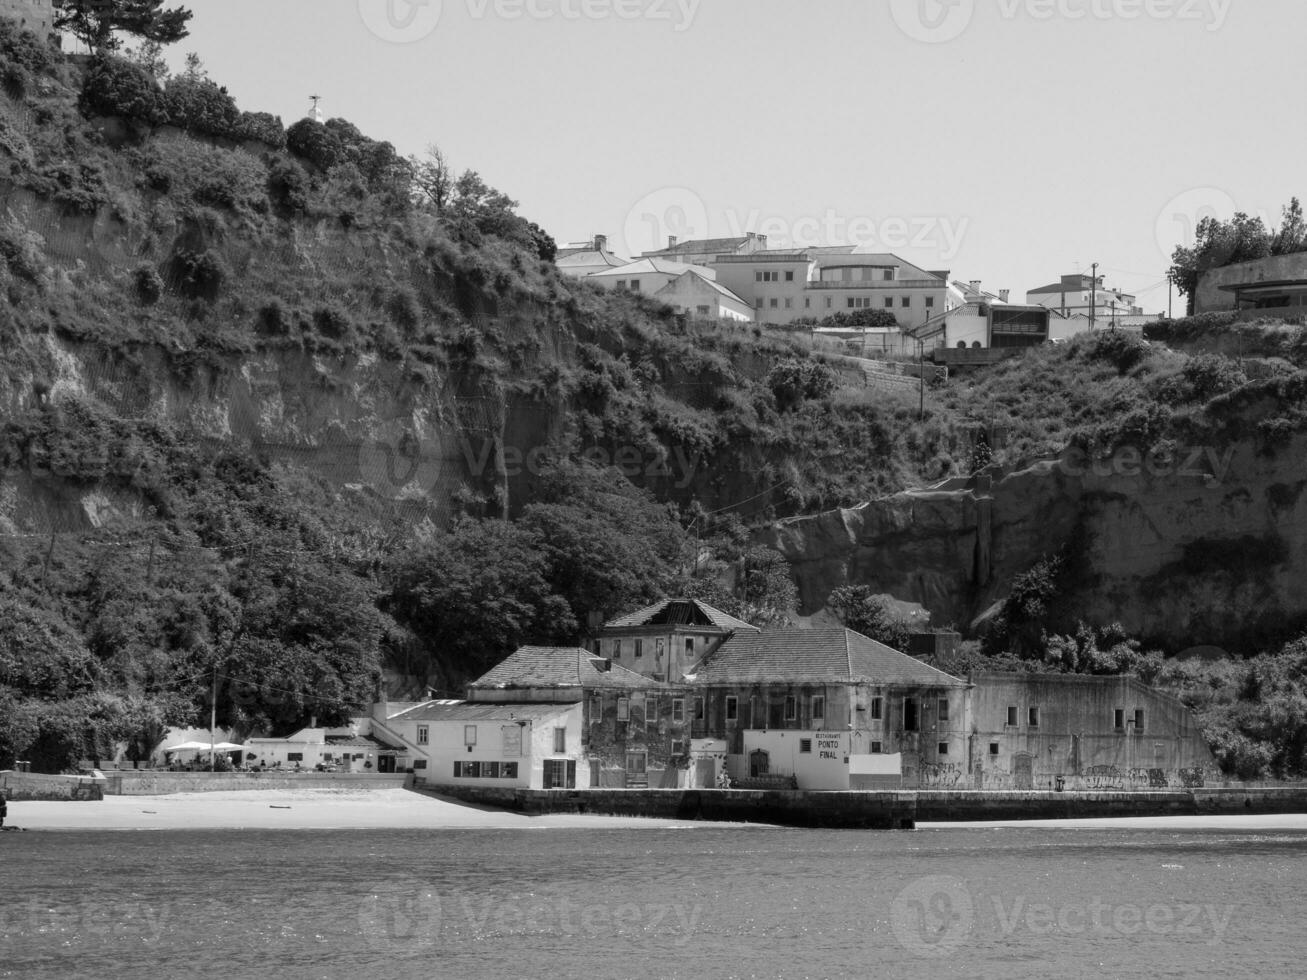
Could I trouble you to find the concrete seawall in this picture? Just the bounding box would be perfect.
[424,784,1307,828]
[104,772,411,796]
[1,771,104,802]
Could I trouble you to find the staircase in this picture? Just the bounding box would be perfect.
[625,771,649,789]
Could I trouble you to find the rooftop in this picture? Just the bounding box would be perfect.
[688,628,967,687]
[389,699,581,722]
[468,646,670,690]
[587,257,715,279]
[603,597,760,633]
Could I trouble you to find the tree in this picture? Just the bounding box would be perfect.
[57,1,193,51]
[1272,197,1307,256]
[826,585,921,649]
[410,144,453,213]
[1167,211,1273,314]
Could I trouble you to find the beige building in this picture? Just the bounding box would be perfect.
[640,233,769,266]
[1026,272,1142,320]
[653,271,753,322]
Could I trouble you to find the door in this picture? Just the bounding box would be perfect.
[749,749,770,778]
[1013,752,1034,790]
[694,758,714,788]
[377,755,396,774]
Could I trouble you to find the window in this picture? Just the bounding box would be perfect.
[685,636,695,656]
[322,753,333,762]
[812,695,825,721]
[553,727,566,753]
[612,639,622,658]
[937,699,949,723]
[671,740,685,755]
[883,297,894,308]
[799,738,812,754]
[1114,708,1125,730]
[784,298,793,309]
[770,298,778,308]
[825,297,832,309]
[629,279,640,290]
[464,725,477,746]
[1028,707,1040,728]
[413,759,427,770]
[725,696,738,721]
[502,762,518,779]
[901,296,911,307]
[616,280,626,289]
[989,742,1000,756]
[672,699,685,723]
[696,305,710,315]
[589,695,601,723]
[617,697,630,721]
[904,698,919,732]
[805,298,811,308]
[694,696,705,721]
[925,297,935,308]
[870,696,883,720]
[883,270,894,281]
[938,742,949,755]
[455,761,481,778]
[634,639,643,658]
[287,753,303,762]
[784,695,797,721]
[646,697,659,726]
[756,297,764,308]
[785,270,795,281]
[483,761,500,778]
[871,741,883,753]
[1134,709,1145,732]
[626,752,646,773]
[1006,706,1019,727]
[416,725,429,745]
[755,271,763,282]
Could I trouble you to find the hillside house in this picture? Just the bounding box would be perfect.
[653,270,754,322]
[1194,253,1307,316]
[592,597,759,683]
[556,234,629,278]
[640,232,769,266]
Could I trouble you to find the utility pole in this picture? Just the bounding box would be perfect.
[210,666,217,772]
[1089,262,1098,331]
[1168,280,1173,319]
[918,339,925,420]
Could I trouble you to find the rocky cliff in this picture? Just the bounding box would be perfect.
[763,433,1307,654]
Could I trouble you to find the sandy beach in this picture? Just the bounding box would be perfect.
[9,787,1307,832]
[6,787,714,832]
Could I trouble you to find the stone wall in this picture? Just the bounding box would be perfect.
[104,771,410,795]
[0,770,103,801]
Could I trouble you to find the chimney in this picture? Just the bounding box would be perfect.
[969,280,981,295]
[998,289,1009,303]
[593,234,607,252]
[668,235,678,248]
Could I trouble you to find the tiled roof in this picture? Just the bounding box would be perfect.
[603,598,760,633]
[389,700,579,722]
[468,646,667,690]
[557,248,628,269]
[687,628,967,687]
[587,258,714,279]
[643,236,754,257]
[325,732,404,751]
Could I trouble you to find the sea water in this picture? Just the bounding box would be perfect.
[2,825,1304,979]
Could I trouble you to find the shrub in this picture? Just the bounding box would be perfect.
[163,76,240,139]
[233,111,286,149]
[133,265,162,305]
[78,55,169,126]
[168,249,225,301]
[767,358,836,411]
[2,62,28,100]
[266,158,308,213]
[0,18,56,75]
[286,118,344,171]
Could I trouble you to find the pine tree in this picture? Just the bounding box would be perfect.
[57,1,192,51]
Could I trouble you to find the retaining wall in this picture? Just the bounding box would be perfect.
[424,784,1307,829]
[0,771,104,802]
[104,771,410,795]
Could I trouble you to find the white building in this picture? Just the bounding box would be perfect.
[556,235,629,278]
[586,257,716,297]
[653,271,754,322]
[1026,272,1142,321]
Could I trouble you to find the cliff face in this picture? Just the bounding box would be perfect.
[762,435,1307,653]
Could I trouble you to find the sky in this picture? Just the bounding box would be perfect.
[160,0,1306,313]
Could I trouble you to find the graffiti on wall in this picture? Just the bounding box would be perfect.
[913,762,963,788]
